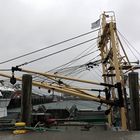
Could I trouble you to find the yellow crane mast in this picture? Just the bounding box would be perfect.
[97,11,133,130]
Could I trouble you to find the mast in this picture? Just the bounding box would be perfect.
[98,11,131,130]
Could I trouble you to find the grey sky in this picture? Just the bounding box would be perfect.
[0,0,139,79]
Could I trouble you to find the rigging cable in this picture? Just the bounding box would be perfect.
[48,42,97,73]
[63,70,87,85]
[31,43,98,81]
[52,49,99,74]
[38,55,100,83]
[33,55,100,83]
[0,28,100,65]
[53,53,100,75]
[85,55,101,64]
[64,67,86,77]
[117,30,140,60]
[61,54,100,76]
[91,69,103,82]
[17,37,99,67]
[50,54,100,77]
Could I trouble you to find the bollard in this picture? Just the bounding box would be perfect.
[21,74,32,126]
[128,72,140,130]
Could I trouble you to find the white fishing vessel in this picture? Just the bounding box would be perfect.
[0,87,14,118]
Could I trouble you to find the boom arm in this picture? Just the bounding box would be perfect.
[11,67,114,87]
[0,72,114,105]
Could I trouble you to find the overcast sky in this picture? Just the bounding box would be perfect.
[0,0,140,81]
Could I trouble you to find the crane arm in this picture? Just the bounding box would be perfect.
[12,67,114,87]
[0,72,114,105]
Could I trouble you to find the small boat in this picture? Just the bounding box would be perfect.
[0,89,11,118]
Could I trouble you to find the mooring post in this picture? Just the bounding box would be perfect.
[21,74,32,126]
[128,72,140,130]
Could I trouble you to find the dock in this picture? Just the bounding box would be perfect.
[0,130,140,140]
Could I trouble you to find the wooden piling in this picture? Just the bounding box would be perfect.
[128,72,140,130]
[21,74,32,126]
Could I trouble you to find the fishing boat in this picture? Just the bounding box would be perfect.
[0,87,12,118]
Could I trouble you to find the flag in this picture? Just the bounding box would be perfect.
[91,19,100,29]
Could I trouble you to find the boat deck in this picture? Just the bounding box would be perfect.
[0,130,140,140]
